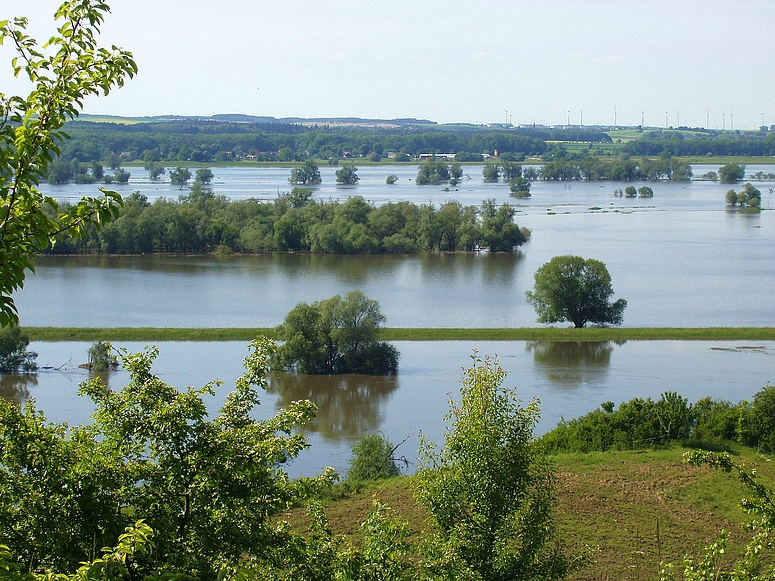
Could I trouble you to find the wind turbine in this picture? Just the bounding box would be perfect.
[675,110,680,128]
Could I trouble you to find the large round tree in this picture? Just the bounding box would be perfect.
[526,255,626,328]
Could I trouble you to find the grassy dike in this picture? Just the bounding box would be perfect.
[22,326,775,342]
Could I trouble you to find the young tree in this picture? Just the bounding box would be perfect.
[86,340,116,371]
[509,177,532,198]
[416,158,451,185]
[145,161,166,180]
[482,162,501,182]
[526,255,627,328]
[480,199,529,252]
[449,162,464,185]
[415,353,584,581]
[0,2,136,326]
[273,290,399,374]
[347,432,401,481]
[661,451,775,581]
[111,168,131,184]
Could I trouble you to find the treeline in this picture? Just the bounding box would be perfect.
[537,153,693,181]
[59,120,561,163]
[541,384,775,453]
[622,129,775,157]
[45,188,530,254]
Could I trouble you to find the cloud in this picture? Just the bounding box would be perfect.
[469,51,490,61]
[570,52,589,59]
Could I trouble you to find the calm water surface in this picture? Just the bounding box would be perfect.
[11,339,775,478]
[16,205,775,328]
[10,165,775,477]
[20,164,775,328]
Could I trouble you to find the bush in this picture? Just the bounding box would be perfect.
[347,432,400,481]
[0,327,37,373]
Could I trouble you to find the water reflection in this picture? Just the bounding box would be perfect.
[526,341,625,386]
[0,374,39,406]
[87,370,115,392]
[266,371,399,441]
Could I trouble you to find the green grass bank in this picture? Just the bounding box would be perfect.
[288,447,774,581]
[22,326,775,342]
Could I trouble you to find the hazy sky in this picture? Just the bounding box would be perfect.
[2,0,773,129]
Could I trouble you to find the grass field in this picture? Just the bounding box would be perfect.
[285,447,774,581]
[22,326,775,342]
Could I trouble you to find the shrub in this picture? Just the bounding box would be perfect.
[347,432,400,481]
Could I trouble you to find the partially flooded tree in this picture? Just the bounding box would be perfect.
[0,326,37,372]
[273,290,399,374]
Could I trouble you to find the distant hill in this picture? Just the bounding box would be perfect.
[79,113,437,128]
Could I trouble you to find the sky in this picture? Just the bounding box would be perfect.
[2,0,773,129]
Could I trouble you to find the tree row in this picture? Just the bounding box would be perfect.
[44,188,530,255]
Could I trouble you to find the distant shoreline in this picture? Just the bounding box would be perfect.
[23,327,775,342]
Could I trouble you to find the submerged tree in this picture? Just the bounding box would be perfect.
[526,255,627,328]
[415,353,585,581]
[289,159,322,185]
[273,290,399,374]
[0,327,37,373]
[718,162,746,184]
[335,164,360,185]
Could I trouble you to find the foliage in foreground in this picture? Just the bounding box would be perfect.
[0,0,135,326]
[0,337,335,579]
[660,450,775,581]
[1,345,588,581]
[273,290,399,375]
